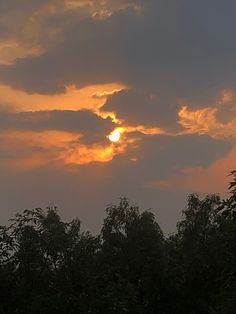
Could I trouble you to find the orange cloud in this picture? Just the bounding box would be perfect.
[0,0,143,65]
[62,142,126,165]
[0,130,79,149]
[0,153,51,171]
[151,146,236,196]
[64,0,143,16]
[0,128,129,171]
[219,89,234,104]
[0,40,43,65]
[0,83,125,113]
[178,105,236,139]
[111,125,166,136]
[0,1,65,65]
[0,0,142,65]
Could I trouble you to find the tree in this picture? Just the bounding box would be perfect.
[212,171,236,313]
[97,198,165,314]
[0,206,100,314]
[167,194,222,314]
[1,171,236,313]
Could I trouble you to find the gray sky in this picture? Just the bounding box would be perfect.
[0,0,235,233]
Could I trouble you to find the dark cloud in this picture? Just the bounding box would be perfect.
[101,89,181,131]
[0,109,112,131]
[1,0,236,100]
[107,133,232,182]
[0,110,114,143]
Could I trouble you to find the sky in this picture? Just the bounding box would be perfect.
[0,0,236,233]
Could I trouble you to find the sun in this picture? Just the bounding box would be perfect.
[108,129,121,142]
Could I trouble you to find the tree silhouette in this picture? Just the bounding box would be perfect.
[1,172,236,313]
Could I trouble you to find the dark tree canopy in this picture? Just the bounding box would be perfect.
[0,172,236,314]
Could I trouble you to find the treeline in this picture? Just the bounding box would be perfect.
[0,172,236,314]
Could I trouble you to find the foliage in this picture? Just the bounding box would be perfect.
[0,172,236,313]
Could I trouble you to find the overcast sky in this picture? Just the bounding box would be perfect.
[0,0,235,233]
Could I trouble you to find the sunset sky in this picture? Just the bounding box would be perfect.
[0,0,236,233]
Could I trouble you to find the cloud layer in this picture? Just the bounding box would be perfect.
[0,0,235,233]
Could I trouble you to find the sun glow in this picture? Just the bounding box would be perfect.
[108,129,121,142]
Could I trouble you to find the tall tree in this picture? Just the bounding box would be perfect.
[98,198,165,314]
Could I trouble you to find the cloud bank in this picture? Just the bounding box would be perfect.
[0,0,235,233]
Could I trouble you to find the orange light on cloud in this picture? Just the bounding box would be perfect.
[0,130,80,149]
[62,144,115,165]
[219,89,234,104]
[0,128,128,170]
[151,146,236,196]
[178,105,236,139]
[0,83,126,113]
